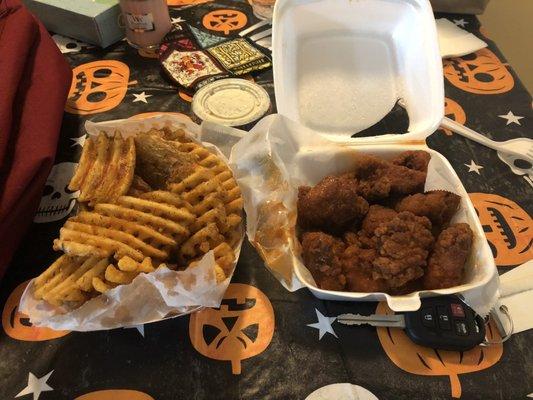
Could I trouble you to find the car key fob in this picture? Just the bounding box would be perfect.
[402,295,486,351]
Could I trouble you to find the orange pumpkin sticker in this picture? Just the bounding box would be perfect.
[441,97,466,136]
[2,281,69,341]
[65,60,134,115]
[376,302,502,399]
[443,48,514,95]
[75,389,154,400]
[469,193,532,267]
[202,9,248,35]
[189,283,275,374]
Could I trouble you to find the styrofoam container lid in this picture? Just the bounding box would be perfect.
[192,79,271,127]
[272,0,444,143]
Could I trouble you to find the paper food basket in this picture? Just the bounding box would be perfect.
[228,0,499,313]
[20,114,244,331]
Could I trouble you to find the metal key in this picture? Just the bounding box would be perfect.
[337,313,406,328]
[335,296,487,351]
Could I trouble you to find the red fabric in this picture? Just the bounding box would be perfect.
[0,0,72,278]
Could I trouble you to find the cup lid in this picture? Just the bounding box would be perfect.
[272,0,444,143]
[192,79,271,127]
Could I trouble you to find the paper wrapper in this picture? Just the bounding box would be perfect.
[229,114,498,313]
[19,114,244,331]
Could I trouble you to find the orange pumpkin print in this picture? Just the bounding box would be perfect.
[376,302,502,399]
[443,48,514,95]
[441,97,466,136]
[75,389,154,400]
[2,281,69,341]
[469,193,532,267]
[202,9,248,35]
[189,283,275,374]
[65,60,132,115]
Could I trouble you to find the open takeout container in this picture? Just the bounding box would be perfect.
[20,114,244,331]
[227,0,498,312]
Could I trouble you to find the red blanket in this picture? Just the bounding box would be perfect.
[0,0,71,278]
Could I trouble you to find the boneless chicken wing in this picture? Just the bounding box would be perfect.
[342,244,389,292]
[395,191,461,228]
[423,223,473,290]
[297,175,369,232]
[351,154,427,201]
[362,205,398,234]
[301,232,346,291]
[392,150,431,172]
[373,212,434,288]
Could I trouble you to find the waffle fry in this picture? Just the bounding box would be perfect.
[177,141,243,229]
[69,133,135,205]
[32,128,243,311]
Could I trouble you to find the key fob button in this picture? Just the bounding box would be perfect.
[421,307,435,328]
[451,303,465,318]
[437,306,452,330]
[455,320,469,336]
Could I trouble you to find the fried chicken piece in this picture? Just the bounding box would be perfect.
[351,155,427,201]
[127,175,153,196]
[373,212,434,288]
[297,175,369,232]
[301,232,346,291]
[134,131,198,189]
[362,205,398,234]
[395,191,461,228]
[342,244,388,292]
[423,223,473,290]
[392,150,431,172]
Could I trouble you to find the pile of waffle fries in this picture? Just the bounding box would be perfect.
[34,128,243,308]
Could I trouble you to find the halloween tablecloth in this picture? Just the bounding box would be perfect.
[1,2,532,399]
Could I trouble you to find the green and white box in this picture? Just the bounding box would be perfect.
[23,0,124,48]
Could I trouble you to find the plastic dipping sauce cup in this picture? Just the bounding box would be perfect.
[120,0,172,50]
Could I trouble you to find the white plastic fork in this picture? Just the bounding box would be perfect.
[441,117,533,163]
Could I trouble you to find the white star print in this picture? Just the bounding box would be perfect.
[16,371,54,400]
[70,134,87,147]
[465,160,484,175]
[171,17,186,24]
[453,19,468,28]
[132,92,152,104]
[307,309,337,340]
[498,111,524,126]
[125,324,145,337]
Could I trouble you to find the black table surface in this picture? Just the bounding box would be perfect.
[1,2,532,399]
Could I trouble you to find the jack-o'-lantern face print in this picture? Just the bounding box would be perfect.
[202,9,248,35]
[376,302,502,399]
[443,49,514,95]
[65,60,132,115]
[189,283,275,374]
[469,193,532,267]
[2,281,69,341]
[441,98,466,136]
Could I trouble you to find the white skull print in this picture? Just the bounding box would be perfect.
[34,162,79,223]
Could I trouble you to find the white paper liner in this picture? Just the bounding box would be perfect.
[19,114,244,331]
[229,114,498,313]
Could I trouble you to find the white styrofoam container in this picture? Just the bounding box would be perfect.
[268,0,497,310]
[272,0,444,142]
